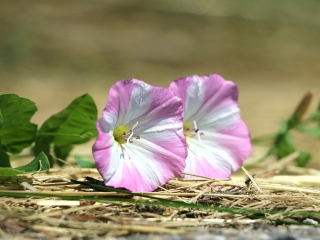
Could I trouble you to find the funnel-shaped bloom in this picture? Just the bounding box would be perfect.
[169,74,252,178]
[93,79,187,192]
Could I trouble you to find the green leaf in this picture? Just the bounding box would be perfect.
[0,168,25,176]
[76,155,96,168]
[54,145,73,167]
[14,152,50,173]
[311,111,320,122]
[279,120,289,134]
[0,94,37,154]
[0,109,3,130]
[273,132,296,159]
[295,151,311,167]
[0,152,49,176]
[34,139,51,166]
[295,125,320,138]
[0,149,11,167]
[35,94,97,165]
[311,101,320,126]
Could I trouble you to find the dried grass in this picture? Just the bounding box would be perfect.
[2,155,320,238]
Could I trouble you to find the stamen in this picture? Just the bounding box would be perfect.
[127,122,139,143]
[193,120,198,131]
[193,120,202,144]
[120,147,131,159]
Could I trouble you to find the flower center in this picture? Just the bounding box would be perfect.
[113,122,139,145]
[184,121,204,143]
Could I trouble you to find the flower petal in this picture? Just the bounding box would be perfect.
[169,75,206,120]
[103,132,186,192]
[94,119,186,192]
[183,118,252,178]
[169,74,252,178]
[93,79,187,192]
[169,75,239,121]
[103,79,152,128]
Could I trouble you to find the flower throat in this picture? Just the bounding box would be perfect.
[113,122,139,144]
[184,120,203,143]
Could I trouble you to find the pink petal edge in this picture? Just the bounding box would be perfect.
[93,79,187,192]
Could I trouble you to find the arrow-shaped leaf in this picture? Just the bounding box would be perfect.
[0,94,37,154]
[0,152,50,176]
[35,93,97,165]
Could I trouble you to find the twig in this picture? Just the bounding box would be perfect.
[241,167,263,193]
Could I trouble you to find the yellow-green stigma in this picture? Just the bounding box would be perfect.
[183,122,193,138]
[184,121,203,143]
[113,125,130,144]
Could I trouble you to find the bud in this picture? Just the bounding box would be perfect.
[288,91,313,129]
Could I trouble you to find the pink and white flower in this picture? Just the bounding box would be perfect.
[93,79,187,192]
[169,74,252,178]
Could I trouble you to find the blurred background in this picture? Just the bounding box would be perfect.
[1,1,320,165]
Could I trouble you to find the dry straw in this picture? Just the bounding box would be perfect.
[1,154,320,238]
